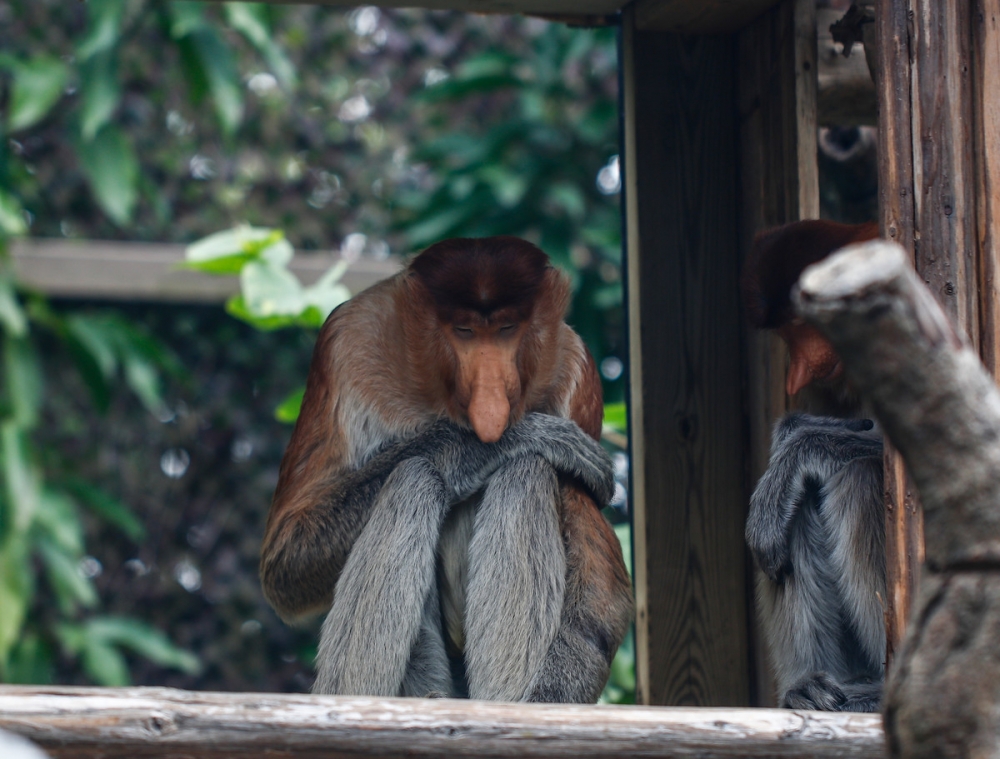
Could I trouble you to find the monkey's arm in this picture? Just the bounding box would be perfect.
[261,412,613,621]
[746,413,882,582]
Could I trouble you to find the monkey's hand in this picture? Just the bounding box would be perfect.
[407,414,614,506]
[746,413,882,582]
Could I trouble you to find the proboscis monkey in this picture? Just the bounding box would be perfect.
[742,220,884,712]
[261,236,633,702]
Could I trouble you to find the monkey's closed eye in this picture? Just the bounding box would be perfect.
[498,324,516,334]
[453,326,474,338]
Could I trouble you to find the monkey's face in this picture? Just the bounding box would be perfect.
[444,312,526,444]
[778,319,843,397]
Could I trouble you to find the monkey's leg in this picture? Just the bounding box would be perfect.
[465,455,566,702]
[399,578,453,698]
[313,457,448,696]
[525,482,632,703]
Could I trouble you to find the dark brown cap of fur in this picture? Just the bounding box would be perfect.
[409,236,550,321]
[742,220,879,329]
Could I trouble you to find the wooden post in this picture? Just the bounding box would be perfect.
[876,0,987,665]
[736,0,818,705]
[622,6,751,707]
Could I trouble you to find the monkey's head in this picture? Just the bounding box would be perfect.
[742,219,879,397]
[408,236,570,443]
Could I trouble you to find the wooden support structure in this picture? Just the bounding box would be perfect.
[0,686,885,759]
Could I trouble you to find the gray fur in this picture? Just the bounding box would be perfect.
[313,458,448,696]
[747,413,885,712]
[465,456,565,701]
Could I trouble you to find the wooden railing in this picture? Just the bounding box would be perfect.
[0,685,885,759]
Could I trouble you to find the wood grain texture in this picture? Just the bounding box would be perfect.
[0,685,887,759]
[736,0,820,706]
[874,0,923,667]
[622,11,750,707]
[9,238,400,303]
[974,0,1000,378]
[634,0,780,34]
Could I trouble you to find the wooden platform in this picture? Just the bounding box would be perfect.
[0,686,885,759]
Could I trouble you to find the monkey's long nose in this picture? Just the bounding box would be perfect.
[467,366,511,444]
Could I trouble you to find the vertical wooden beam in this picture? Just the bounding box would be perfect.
[974,0,1000,378]
[875,0,922,672]
[736,0,818,705]
[877,0,982,664]
[621,5,750,707]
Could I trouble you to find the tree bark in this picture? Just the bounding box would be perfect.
[795,239,1000,759]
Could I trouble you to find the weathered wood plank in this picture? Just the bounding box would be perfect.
[622,9,750,707]
[874,0,923,667]
[736,0,819,706]
[10,239,400,303]
[0,686,886,759]
[974,0,1000,378]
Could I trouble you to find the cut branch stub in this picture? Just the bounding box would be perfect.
[793,240,1000,570]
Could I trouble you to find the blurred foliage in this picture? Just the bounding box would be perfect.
[0,243,199,684]
[1,1,631,697]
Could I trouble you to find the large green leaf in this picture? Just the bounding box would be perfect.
[0,276,28,337]
[80,637,130,687]
[76,0,126,61]
[37,538,97,613]
[79,50,121,141]
[5,56,69,133]
[33,489,85,555]
[175,27,244,135]
[76,126,138,225]
[86,617,201,675]
[225,3,297,89]
[60,478,145,542]
[0,543,30,670]
[185,227,288,274]
[1,422,41,533]
[0,191,28,237]
[3,336,42,428]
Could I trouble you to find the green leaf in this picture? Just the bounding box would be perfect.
[225,3,297,89]
[76,126,138,225]
[6,56,69,132]
[60,478,145,542]
[167,2,208,39]
[0,542,31,669]
[224,295,298,331]
[4,336,42,427]
[86,616,201,675]
[76,0,126,61]
[184,227,288,274]
[79,50,121,141]
[33,489,85,556]
[37,538,97,613]
[603,402,627,433]
[300,260,351,321]
[0,191,28,237]
[122,353,163,414]
[240,260,306,317]
[66,314,118,379]
[81,638,130,686]
[5,632,55,684]
[1,422,41,533]
[274,387,304,424]
[187,29,244,134]
[0,276,28,336]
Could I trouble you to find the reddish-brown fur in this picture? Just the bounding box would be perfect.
[742,220,879,401]
[261,237,625,623]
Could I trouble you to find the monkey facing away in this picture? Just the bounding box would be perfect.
[742,219,885,712]
[260,236,633,702]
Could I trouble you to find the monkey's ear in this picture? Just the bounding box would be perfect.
[536,268,571,322]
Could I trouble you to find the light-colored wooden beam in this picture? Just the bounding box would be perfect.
[10,238,401,303]
[0,685,885,759]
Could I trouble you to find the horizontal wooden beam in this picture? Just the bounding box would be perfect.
[634,0,780,33]
[0,685,884,759]
[10,239,401,304]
